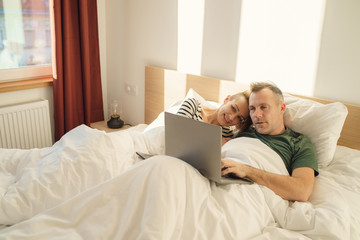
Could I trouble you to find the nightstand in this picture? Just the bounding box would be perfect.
[90,120,131,133]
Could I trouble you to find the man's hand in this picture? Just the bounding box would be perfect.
[221,159,249,178]
[221,159,315,202]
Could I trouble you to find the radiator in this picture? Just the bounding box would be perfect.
[0,99,52,149]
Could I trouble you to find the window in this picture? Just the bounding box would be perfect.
[0,0,52,82]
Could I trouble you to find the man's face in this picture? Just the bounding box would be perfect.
[249,88,285,135]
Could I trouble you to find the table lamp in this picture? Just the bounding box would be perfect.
[107,100,124,129]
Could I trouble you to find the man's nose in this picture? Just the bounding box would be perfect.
[254,109,262,118]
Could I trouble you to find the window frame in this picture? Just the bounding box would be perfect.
[0,65,52,82]
[0,75,53,93]
[0,65,53,93]
[0,0,53,92]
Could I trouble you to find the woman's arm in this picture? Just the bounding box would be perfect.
[177,98,201,119]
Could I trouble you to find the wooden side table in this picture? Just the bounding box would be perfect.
[90,120,131,133]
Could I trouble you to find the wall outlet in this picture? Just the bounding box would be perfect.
[124,83,138,96]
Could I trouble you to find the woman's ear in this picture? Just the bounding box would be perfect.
[224,95,231,103]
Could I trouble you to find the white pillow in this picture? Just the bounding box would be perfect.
[283,93,348,168]
[139,89,220,155]
[184,88,220,109]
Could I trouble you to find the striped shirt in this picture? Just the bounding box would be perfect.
[177,98,235,138]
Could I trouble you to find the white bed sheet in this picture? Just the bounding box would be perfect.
[0,125,359,240]
[0,125,139,225]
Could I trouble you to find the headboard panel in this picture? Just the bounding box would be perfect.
[145,66,248,123]
[145,66,360,150]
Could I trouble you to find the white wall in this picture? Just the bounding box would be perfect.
[100,0,360,125]
[97,0,108,119]
[100,0,177,125]
[314,0,360,104]
[2,0,358,136]
[234,1,327,97]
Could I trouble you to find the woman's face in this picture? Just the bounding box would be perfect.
[217,96,249,127]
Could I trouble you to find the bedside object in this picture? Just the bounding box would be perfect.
[90,120,131,133]
[107,100,124,129]
[107,115,124,129]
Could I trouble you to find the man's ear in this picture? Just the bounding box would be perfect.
[224,95,231,103]
[280,102,286,114]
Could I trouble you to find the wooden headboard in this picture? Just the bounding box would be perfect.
[145,66,360,150]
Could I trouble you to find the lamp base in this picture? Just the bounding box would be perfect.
[107,115,124,129]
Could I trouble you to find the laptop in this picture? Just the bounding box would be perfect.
[164,112,252,184]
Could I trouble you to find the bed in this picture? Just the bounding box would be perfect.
[0,66,359,240]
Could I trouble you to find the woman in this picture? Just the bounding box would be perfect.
[177,91,251,145]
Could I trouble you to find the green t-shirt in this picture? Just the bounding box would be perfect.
[236,128,319,176]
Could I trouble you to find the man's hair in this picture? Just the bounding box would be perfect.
[250,82,284,105]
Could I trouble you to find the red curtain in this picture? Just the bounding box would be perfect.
[52,0,104,141]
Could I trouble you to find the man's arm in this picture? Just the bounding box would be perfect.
[221,159,315,202]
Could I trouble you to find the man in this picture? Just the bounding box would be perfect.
[221,82,318,202]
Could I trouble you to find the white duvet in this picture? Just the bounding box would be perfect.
[0,125,360,240]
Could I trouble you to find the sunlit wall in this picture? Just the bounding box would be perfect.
[235,0,326,96]
[177,0,204,75]
[177,0,326,96]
